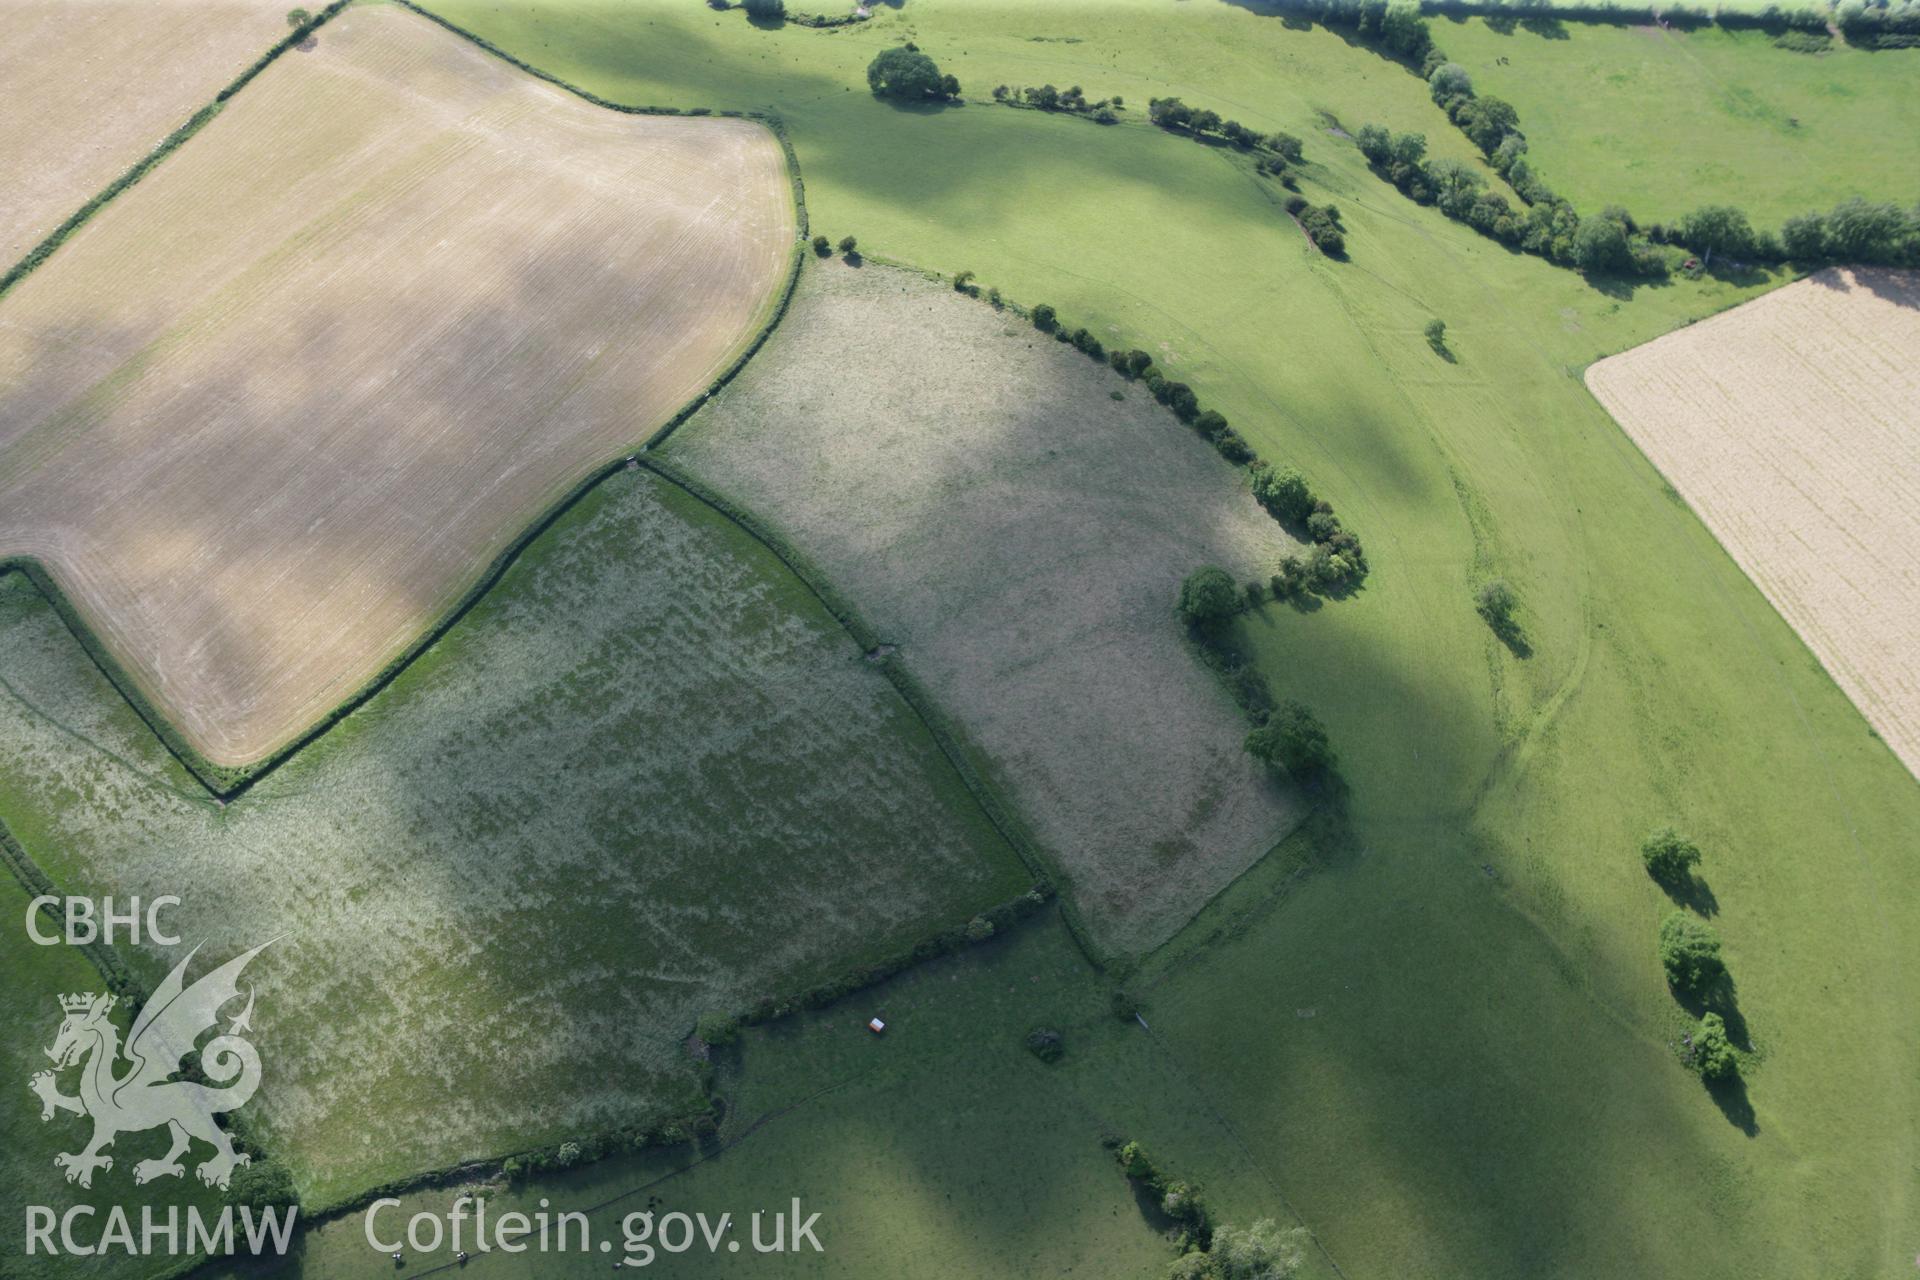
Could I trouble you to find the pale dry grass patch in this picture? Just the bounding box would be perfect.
[0,4,795,767]
[0,470,1022,1203]
[670,262,1307,954]
[1587,267,1920,776]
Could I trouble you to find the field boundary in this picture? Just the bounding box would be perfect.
[0,3,811,798]
[0,0,354,302]
[633,455,1112,971]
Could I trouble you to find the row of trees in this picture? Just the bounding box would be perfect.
[1253,463,1367,591]
[1283,195,1346,257]
[1147,98,1307,172]
[1112,1138,1310,1276]
[989,83,1124,123]
[1643,829,1742,1084]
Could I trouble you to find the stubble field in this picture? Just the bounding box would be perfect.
[0,0,290,259]
[0,3,795,769]
[670,261,1304,955]
[1587,267,1920,778]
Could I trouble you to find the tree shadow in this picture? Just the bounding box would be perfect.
[1428,342,1458,364]
[1705,1073,1758,1136]
[874,96,965,115]
[1675,974,1752,1053]
[1519,16,1571,39]
[1656,872,1719,918]
[1489,619,1531,659]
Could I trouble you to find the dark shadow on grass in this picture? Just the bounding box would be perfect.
[1705,1073,1758,1136]
[1519,16,1571,39]
[1656,872,1719,917]
[875,96,965,116]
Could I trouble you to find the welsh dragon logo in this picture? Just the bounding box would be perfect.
[29,940,273,1191]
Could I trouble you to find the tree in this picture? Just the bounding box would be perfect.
[1267,131,1305,162]
[742,0,785,16]
[810,233,830,257]
[1424,317,1448,352]
[1640,828,1702,885]
[1690,1012,1737,1081]
[1573,215,1633,275]
[1474,579,1518,633]
[1251,463,1315,523]
[1245,700,1334,775]
[1381,2,1433,61]
[1354,123,1392,165]
[1388,130,1428,169]
[1193,409,1229,440]
[1189,107,1224,134]
[939,73,962,99]
[1207,1218,1307,1279]
[285,7,312,27]
[227,1159,300,1213]
[695,1011,739,1046]
[964,913,995,942]
[1025,1027,1064,1063]
[1030,302,1057,332]
[1428,62,1473,103]
[1677,205,1757,262]
[1822,196,1910,262]
[1149,97,1194,129]
[867,46,945,100]
[1780,211,1827,260]
[952,269,976,293]
[1177,566,1240,626]
[1658,911,1725,994]
[1458,96,1519,155]
[837,234,858,256]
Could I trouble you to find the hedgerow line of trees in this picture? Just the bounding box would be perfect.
[1315,0,1920,274]
[990,82,1126,124]
[1640,828,1750,1089]
[1112,1138,1312,1277]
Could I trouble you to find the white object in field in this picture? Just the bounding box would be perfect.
[868,1017,886,1034]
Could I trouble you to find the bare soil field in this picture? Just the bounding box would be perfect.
[0,0,290,260]
[0,467,1026,1204]
[669,261,1305,955]
[1587,267,1920,777]
[0,3,795,767]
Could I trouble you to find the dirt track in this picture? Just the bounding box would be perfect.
[0,5,795,766]
[1587,267,1920,778]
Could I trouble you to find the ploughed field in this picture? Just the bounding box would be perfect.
[669,261,1304,955]
[0,0,290,259]
[1587,267,1920,778]
[0,3,795,768]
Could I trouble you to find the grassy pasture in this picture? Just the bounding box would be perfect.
[0,0,290,261]
[0,467,1029,1209]
[412,2,1920,1275]
[198,914,1335,1280]
[0,881,233,1280]
[0,2,794,769]
[669,260,1304,956]
[1588,266,1920,779]
[1432,16,1920,226]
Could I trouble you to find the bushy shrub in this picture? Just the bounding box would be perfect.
[1424,317,1447,351]
[227,1159,300,1212]
[1689,1012,1737,1081]
[1193,409,1229,440]
[1658,911,1725,993]
[867,46,951,99]
[837,234,858,256]
[1031,302,1057,332]
[1245,700,1334,775]
[1251,464,1315,523]
[695,1011,739,1046]
[810,234,830,257]
[1025,1027,1064,1063]
[964,914,996,942]
[1640,828,1702,885]
[1111,989,1142,1021]
[1178,566,1241,626]
[742,0,784,16]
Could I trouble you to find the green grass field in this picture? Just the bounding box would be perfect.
[1431,17,1920,226]
[198,913,1335,1280]
[400,3,1920,1275]
[0,881,235,1280]
[0,469,1029,1210]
